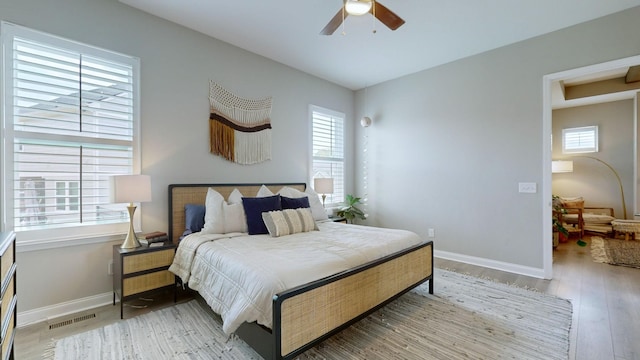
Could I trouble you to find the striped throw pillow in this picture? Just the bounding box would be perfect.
[262,208,318,237]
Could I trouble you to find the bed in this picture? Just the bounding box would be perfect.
[167,183,434,360]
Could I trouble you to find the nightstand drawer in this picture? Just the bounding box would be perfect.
[123,249,174,274]
[123,270,174,297]
[0,276,14,323]
[0,243,13,282]
[1,307,14,359]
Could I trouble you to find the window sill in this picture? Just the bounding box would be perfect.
[16,233,124,253]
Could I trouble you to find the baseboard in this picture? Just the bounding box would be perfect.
[434,250,546,279]
[17,292,115,328]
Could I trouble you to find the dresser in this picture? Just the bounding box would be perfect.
[113,243,176,319]
[0,231,16,360]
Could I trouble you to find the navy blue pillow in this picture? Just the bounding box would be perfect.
[242,195,282,235]
[184,204,206,232]
[281,196,310,210]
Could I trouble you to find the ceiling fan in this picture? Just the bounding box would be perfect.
[320,0,405,35]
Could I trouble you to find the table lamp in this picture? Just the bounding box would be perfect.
[314,177,334,208]
[110,174,152,249]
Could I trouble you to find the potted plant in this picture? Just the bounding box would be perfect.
[337,194,366,224]
[552,195,569,247]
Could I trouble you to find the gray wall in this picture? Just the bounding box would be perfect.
[1,0,354,322]
[353,7,640,269]
[4,0,640,325]
[552,100,635,219]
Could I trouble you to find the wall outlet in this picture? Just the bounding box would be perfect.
[428,228,435,238]
[108,260,113,276]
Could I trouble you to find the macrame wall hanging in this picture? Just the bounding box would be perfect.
[209,81,272,165]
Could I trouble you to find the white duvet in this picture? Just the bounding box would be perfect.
[169,222,423,334]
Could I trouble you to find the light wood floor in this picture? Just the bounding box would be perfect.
[14,235,640,359]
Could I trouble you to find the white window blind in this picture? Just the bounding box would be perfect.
[562,126,598,154]
[1,23,140,239]
[311,106,344,206]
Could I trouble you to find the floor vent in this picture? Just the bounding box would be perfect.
[49,313,97,330]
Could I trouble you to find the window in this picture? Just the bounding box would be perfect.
[562,126,598,154]
[1,22,140,242]
[310,105,344,206]
[55,181,79,211]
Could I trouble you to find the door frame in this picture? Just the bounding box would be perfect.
[542,54,640,279]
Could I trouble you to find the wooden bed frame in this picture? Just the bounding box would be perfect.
[168,183,434,360]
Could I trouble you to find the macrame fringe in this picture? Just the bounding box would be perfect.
[209,81,272,165]
[234,130,271,165]
[210,120,235,162]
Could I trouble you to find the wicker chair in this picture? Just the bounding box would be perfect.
[559,197,615,237]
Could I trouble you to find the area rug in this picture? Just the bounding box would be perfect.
[45,269,572,360]
[591,236,640,268]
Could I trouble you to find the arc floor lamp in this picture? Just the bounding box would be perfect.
[552,156,626,219]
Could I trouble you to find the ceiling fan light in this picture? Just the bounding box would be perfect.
[345,0,372,16]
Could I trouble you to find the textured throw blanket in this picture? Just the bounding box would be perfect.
[169,222,423,334]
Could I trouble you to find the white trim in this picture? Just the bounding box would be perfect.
[435,250,545,279]
[309,104,346,207]
[17,235,123,252]
[17,291,115,328]
[0,21,142,242]
[542,53,640,280]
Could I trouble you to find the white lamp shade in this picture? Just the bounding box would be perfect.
[552,160,574,173]
[345,0,372,15]
[110,174,152,203]
[314,178,334,194]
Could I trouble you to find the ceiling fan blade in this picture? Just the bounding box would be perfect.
[371,1,405,31]
[626,65,640,83]
[320,9,348,35]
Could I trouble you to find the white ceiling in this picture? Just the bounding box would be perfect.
[119,0,640,91]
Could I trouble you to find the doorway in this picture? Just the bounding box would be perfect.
[542,55,640,279]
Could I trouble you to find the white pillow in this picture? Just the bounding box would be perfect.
[224,188,247,232]
[257,185,274,197]
[277,186,304,198]
[278,186,328,221]
[201,188,225,234]
[262,208,317,237]
[582,213,615,225]
[304,186,329,221]
[224,202,248,233]
[228,188,243,204]
[202,187,248,234]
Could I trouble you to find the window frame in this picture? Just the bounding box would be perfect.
[562,125,598,154]
[309,105,345,207]
[1,22,141,248]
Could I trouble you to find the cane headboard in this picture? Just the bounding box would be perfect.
[168,183,306,243]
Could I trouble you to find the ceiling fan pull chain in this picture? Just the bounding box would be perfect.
[372,0,377,34]
[342,2,346,35]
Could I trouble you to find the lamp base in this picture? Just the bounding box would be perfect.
[121,204,141,249]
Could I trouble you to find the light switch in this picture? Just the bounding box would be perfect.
[518,182,537,193]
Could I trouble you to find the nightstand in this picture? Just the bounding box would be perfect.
[0,231,16,360]
[113,242,176,319]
